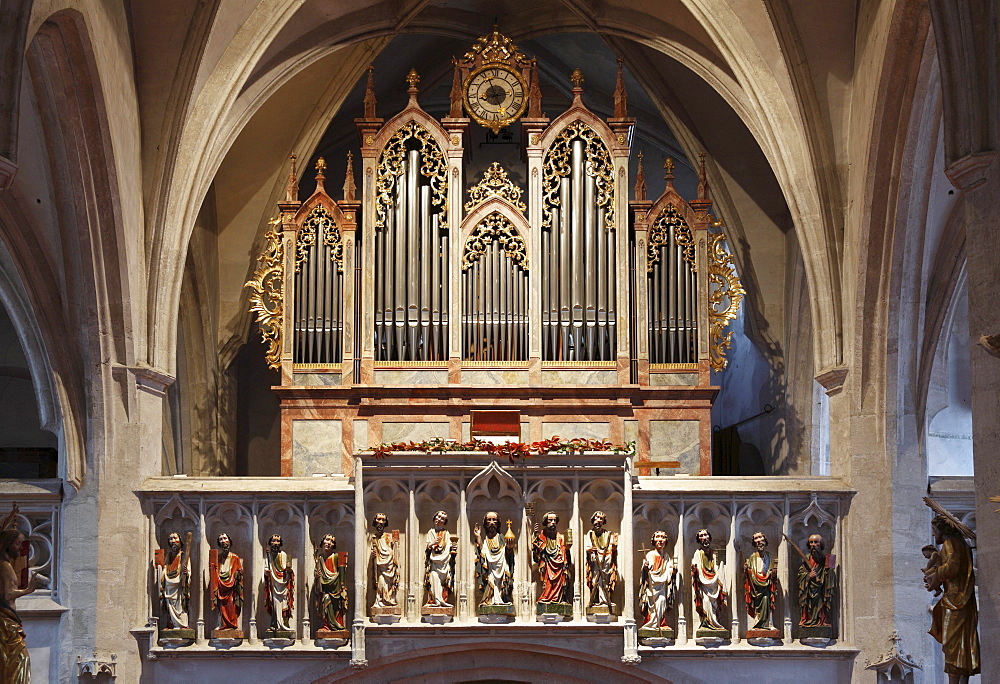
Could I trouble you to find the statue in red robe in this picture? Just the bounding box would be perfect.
[210,533,243,637]
[532,511,571,604]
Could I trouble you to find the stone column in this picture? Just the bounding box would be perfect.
[621,456,639,662]
[351,456,367,667]
[959,159,1000,679]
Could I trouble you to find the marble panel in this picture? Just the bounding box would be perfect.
[354,420,368,453]
[624,420,639,445]
[292,419,343,476]
[462,370,530,385]
[540,370,618,385]
[649,373,698,386]
[542,422,610,441]
[293,372,341,386]
[382,422,450,444]
[462,422,470,442]
[649,420,700,475]
[374,369,448,384]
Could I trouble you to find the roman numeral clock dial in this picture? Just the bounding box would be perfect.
[463,64,528,133]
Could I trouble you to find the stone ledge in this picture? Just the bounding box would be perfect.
[139,476,353,494]
[19,596,68,617]
[0,479,63,499]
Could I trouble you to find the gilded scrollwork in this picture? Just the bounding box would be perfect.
[460,27,528,65]
[708,229,745,372]
[541,121,615,232]
[294,216,315,273]
[246,223,284,369]
[297,205,343,273]
[465,162,526,213]
[647,204,695,272]
[461,212,528,271]
[374,121,448,233]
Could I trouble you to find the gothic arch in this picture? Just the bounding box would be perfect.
[146,1,848,378]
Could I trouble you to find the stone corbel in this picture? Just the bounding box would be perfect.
[945,151,996,191]
[815,366,848,396]
[78,653,117,679]
[130,618,157,660]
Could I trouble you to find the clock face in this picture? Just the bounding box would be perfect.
[463,64,528,132]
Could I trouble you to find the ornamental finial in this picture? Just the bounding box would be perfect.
[363,65,377,119]
[570,68,584,89]
[284,154,299,202]
[315,156,326,192]
[613,57,628,118]
[664,157,675,186]
[635,152,647,202]
[406,68,420,90]
[342,151,356,202]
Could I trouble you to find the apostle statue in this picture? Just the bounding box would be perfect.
[638,530,677,638]
[0,526,35,683]
[369,513,400,619]
[585,510,619,617]
[925,514,980,681]
[473,511,516,619]
[796,533,836,638]
[423,511,457,613]
[691,528,728,636]
[314,534,349,638]
[532,511,572,619]
[263,533,295,638]
[743,531,779,639]
[156,531,193,639]
[209,532,244,639]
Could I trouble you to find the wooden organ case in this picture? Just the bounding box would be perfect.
[247,30,744,478]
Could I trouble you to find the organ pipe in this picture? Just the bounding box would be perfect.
[373,144,449,362]
[292,206,345,364]
[646,207,698,364]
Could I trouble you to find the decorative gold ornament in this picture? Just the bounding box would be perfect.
[450,135,460,146]
[374,121,448,232]
[295,205,343,273]
[541,121,615,232]
[461,27,528,65]
[647,204,695,271]
[530,133,540,145]
[246,225,285,369]
[461,212,528,271]
[465,162,526,213]
[707,229,745,372]
[463,62,528,133]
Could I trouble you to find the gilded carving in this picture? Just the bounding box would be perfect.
[465,162,526,213]
[374,121,448,233]
[461,212,528,271]
[541,121,615,232]
[647,204,694,271]
[707,229,745,372]
[246,223,284,369]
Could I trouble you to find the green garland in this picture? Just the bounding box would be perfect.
[368,436,636,463]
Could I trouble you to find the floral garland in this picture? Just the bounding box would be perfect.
[368,437,635,463]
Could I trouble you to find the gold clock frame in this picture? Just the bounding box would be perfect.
[462,62,529,133]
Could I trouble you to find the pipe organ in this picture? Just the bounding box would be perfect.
[541,123,617,362]
[373,122,450,362]
[246,29,744,479]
